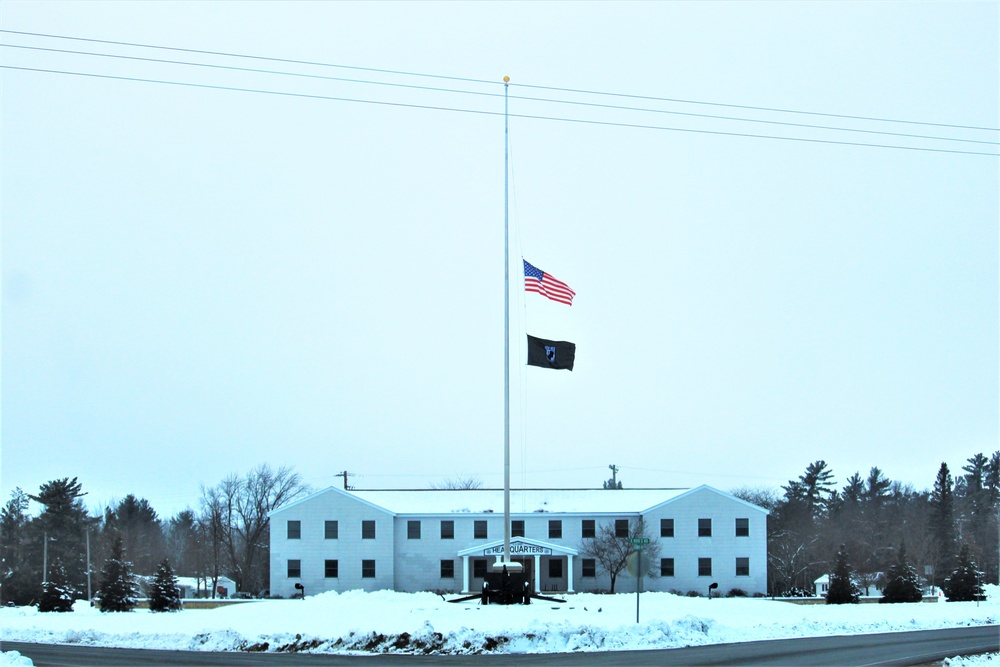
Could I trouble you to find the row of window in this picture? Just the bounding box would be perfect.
[286,517,752,540]
[286,557,752,580]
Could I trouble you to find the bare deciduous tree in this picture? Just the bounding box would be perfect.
[431,476,484,490]
[580,517,659,593]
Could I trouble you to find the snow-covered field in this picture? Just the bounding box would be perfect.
[1,587,997,665]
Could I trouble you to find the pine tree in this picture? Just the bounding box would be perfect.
[943,543,985,602]
[928,463,958,588]
[37,557,76,612]
[148,558,182,612]
[0,488,35,606]
[97,535,138,612]
[826,544,860,604]
[880,543,923,603]
[28,478,92,598]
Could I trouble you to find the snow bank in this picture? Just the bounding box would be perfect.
[0,651,34,667]
[0,587,996,655]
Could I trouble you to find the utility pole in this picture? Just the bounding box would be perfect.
[609,464,619,488]
[337,471,354,490]
[86,528,92,601]
[42,532,48,584]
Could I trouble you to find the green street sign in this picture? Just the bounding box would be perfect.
[630,537,651,548]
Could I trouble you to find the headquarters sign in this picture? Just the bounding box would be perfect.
[484,541,552,556]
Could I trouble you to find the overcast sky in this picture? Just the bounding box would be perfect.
[2,1,997,519]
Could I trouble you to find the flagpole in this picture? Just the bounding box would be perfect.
[501,74,513,572]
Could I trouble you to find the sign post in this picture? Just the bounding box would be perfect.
[630,537,650,623]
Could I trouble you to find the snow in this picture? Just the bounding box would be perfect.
[0,586,996,657]
[0,651,33,666]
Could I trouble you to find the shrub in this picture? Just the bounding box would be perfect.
[726,588,748,598]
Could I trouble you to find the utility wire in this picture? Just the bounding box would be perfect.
[4,43,995,147]
[2,65,996,158]
[3,28,996,133]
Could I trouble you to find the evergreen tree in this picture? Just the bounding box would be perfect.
[37,557,76,612]
[148,558,182,612]
[880,543,923,603]
[28,478,93,598]
[943,543,985,602]
[0,488,35,606]
[103,495,166,575]
[97,535,138,612]
[928,463,958,588]
[826,544,860,604]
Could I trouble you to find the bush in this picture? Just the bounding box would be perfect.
[726,588,748,598]
[685,590,701,598]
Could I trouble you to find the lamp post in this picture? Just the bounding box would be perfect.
[294,582,304,599]
[709,582,719,599]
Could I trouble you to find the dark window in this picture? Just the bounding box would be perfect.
[325,559,338,578]
[736,518,749,537]
[548,559,563,578]
[473,559,487,578]
[287,559,301,578]
[325,520,338,540]
[362,560,376,578]
[474,520,488,539]
[362,520,376,539]
[582,519,595,538]
[512,520,525,537]
[287,520,301,540]
[661,518,674,537]
[582,558,596,577]
[736,557,750,576]
[407,520,421,539]
[441,520,454,539]
[548,520,562,539]
[698,518,712,537]
[661,558,674,577]
[615,519,629,538]
[699,558,712,576]
[440,560,455,578]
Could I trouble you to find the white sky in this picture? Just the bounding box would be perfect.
[1,1,997,519]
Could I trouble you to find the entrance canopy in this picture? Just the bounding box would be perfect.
[457,536,578,558]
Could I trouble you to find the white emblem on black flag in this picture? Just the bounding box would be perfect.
[527,334,576,371]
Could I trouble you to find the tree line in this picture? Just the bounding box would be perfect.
[732,452,1000,596]
[0,464,309,606]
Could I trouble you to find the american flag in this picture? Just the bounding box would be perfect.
[523,259,575,306]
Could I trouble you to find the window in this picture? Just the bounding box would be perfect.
[362,520,376,539]
[325,520,339,540]
[661,558,674,577]
[736,518,749,537]
[736,557,750,576]
[473,559,487,578]
[582,519,595,538]
[699,558,712,577]
[362,560,376,578]
[441,520,454,539]
[325,559,338,578]
[548,520,562,539]
[287,559,301,578]
[287,520,301,540]
[512,520,525,537]
[548,559,563,578]
[660,518,674,538]
[474,520,488,539]
[615,519,629,538]
[698,518,712,537]
[582,558,596,578]
[440,560,455,578]
[407,520,421,539]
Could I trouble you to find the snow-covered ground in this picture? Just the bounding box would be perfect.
[1,587,997,665]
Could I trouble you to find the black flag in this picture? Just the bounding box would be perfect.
[527,334,576,371]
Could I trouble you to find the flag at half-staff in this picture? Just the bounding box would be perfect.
[523,259,575,306]
[527,334,576,371]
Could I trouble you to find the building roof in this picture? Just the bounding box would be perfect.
[271,485,769,517]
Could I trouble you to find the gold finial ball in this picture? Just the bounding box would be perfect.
[503,76,510,83]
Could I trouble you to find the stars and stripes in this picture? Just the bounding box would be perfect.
[523,259,575,306]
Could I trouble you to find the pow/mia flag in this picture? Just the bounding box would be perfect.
[527,334,576,371]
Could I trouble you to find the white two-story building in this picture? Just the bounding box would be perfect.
[268,485,768,598]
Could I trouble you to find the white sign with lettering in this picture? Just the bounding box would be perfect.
[484,541,552,556]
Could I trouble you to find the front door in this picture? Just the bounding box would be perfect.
[512,556,534,591]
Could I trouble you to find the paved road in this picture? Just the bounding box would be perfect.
[4,626,998,666]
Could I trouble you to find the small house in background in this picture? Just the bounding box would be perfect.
[814,573,885,597]
[174,576,237,599]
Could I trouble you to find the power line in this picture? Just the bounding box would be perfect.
[3,28,996,133]
[4,65,995,157]
[4,42,995,147]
